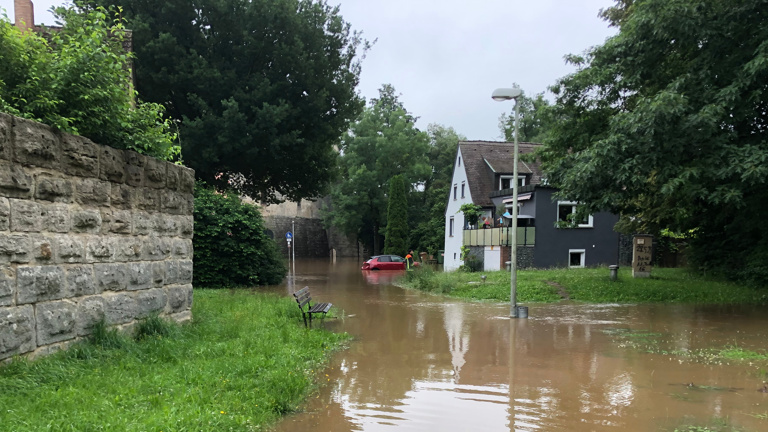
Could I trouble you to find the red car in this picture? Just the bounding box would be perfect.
[361,255,419,270]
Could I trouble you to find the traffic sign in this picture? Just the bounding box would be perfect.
[285,231,293,239]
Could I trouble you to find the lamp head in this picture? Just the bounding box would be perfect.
[492,87,523,101]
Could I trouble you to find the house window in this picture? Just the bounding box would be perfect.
[458,156,461,167]
[569,249,586,268]
[557,201,593,228]
[449,217,455,237]
[499,175,526,190]
[461,182,465,198]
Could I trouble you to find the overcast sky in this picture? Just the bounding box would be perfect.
[3,0,617,141]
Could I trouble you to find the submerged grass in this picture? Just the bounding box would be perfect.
[602,328,768,370]
[0,289,349,431]
[403,266,768,305]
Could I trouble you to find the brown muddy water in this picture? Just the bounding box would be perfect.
[271,259,768,432]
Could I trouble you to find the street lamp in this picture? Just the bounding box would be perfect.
[492,87,522,318]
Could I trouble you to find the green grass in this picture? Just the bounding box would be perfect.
[403,265,562,302]
[670,417,746,432]
[601,328,768,370]
[402,266,768,304]
[0,289,349,431]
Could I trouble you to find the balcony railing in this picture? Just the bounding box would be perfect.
[462,227,535,247]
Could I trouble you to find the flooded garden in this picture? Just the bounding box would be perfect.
[274,259,768,432]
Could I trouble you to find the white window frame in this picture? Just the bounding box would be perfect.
[453,184,457,200]
[449,217,455,237]
[458,156,461,167]
[568,249,586,268]
[557,201,593,228]
[499,175,526,190]
[461,181,465,198]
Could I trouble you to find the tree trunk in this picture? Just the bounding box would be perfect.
[373,224,380,256]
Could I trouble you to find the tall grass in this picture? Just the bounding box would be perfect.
[0,290,348,431]
[402,267,768,304]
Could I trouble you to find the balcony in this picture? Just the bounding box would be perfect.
[463,227,535,247]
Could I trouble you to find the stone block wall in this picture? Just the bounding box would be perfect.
[265,216,330,258]
[0,114,195,361]
[500,246,535,269]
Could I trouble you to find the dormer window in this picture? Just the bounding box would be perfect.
[499,175,526,190]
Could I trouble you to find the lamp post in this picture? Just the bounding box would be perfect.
[492,87,522,318]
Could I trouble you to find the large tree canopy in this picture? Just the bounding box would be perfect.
[326,85,430,255]
[408,124,465,255]
[541,0,768,282]
[85,0,367,203]
[498,89,552,144]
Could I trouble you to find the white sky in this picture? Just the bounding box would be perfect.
[2,0,617,141]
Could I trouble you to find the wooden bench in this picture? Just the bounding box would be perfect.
[293,286,332,328]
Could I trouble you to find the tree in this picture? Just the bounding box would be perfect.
[383,175,408,255]
[497,90,553,143]
[408,124,465,255]
[193,183,286,287]
[0,6,178,159]
[326,85,430,255]
[84,0,368,203]
[540,0,768,283]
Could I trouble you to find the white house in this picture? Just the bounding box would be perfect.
[443,141,620,271]
[443,145,472,270]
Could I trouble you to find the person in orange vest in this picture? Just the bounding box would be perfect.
[405,250,414,270]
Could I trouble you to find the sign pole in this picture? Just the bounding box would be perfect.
[292,220,296,273]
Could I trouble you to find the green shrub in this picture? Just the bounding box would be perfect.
[193,183,286,287]
[0,6,179,160]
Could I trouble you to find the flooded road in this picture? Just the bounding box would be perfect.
[272,259,768,431]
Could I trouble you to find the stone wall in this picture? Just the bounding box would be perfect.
[497,246,535,270]
[265,216,329,258]
[0,114,195,361]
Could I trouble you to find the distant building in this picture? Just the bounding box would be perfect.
[444,141,620,271]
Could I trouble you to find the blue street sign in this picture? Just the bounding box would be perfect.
[286,232,293,239]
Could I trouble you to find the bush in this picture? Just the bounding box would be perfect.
[193,183,286,287]
[0,6,179,160]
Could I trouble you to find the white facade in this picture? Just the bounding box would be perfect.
[444,149,472,271]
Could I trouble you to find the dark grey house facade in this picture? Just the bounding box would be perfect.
[490,186,620,268]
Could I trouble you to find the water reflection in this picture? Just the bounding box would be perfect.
[362,270,406,286]
[272,260,768,432]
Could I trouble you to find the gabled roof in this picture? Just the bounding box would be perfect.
[459,141,543,207]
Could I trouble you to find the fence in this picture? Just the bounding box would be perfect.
[462,227,535,247]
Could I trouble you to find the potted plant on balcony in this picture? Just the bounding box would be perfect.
[458,203,481,229]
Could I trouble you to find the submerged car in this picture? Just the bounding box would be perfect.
[361,255,419,270]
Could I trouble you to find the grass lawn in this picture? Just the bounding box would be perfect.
[0,289,349,431]
[403,266,768,304]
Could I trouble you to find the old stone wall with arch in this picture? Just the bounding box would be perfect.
[0,113,194,361]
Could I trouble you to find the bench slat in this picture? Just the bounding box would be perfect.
[308,302,332,313]
[292,286,332,328]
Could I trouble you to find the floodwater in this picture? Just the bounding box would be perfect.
[272,259,768,432]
